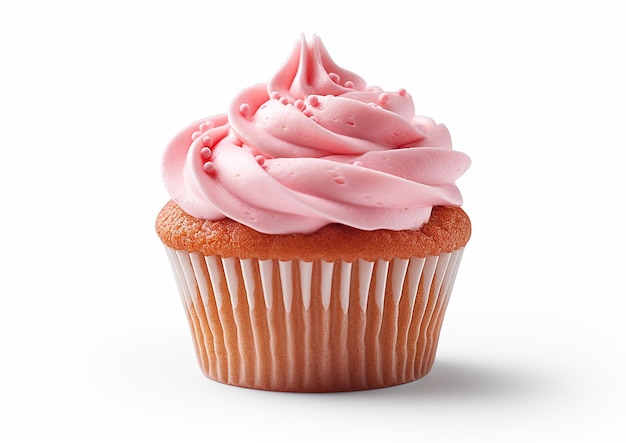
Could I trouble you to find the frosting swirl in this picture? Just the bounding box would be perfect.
[162,35,470,234]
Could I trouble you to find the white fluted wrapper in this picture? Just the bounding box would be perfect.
[164,246,465,392]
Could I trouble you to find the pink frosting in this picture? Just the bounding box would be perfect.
[162,35,470,234]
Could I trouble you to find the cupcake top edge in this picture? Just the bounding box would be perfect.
[161,34,470,235]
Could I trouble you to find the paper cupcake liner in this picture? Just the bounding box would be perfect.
[164,247,465,392]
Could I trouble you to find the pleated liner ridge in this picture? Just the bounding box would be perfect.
[165,247,465,392]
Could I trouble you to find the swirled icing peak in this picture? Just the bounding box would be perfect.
[162,35,470,234]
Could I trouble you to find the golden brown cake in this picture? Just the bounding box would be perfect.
[157,201,470,261]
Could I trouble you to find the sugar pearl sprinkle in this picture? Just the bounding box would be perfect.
[294,99,305,111]
[307,95,319,106]
[200,147,212,159]
[202,135,213,147]
[203,161,215,174]
[239,103,251,117]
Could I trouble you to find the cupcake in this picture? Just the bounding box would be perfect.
[156,35,471,392]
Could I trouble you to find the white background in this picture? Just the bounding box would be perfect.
[1,1,625,441]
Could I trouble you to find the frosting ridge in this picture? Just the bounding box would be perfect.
[162,35,470,234]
